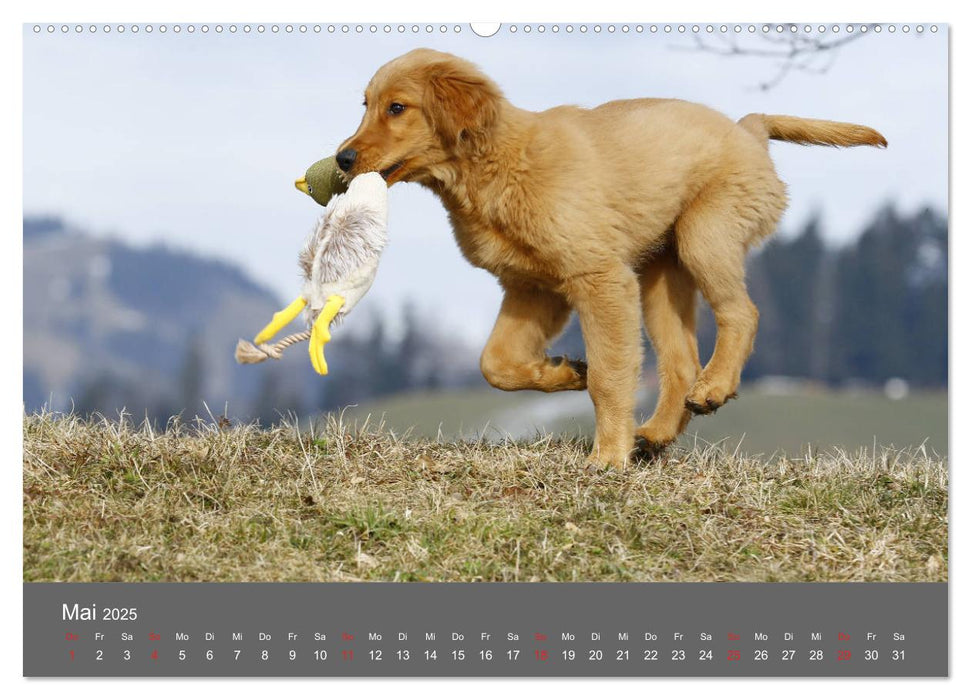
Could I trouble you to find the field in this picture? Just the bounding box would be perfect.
[23,409,947,583]
[344,386,949,456]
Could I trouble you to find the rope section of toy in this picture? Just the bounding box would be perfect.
[234,331,311,364]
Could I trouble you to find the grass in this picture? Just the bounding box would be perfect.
[23,410,948,583]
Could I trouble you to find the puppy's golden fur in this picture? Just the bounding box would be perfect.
[339,48,886,467]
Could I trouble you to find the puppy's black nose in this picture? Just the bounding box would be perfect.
[336,148,357,173]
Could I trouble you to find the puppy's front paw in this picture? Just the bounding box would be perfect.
[635,413,685,453]
[549,355,588,391]
[584,445,631,470]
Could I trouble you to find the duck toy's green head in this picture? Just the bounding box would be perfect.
[295,155,349,207]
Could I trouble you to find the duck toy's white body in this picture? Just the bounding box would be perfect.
[235,172,389,375]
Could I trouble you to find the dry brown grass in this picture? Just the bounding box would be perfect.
[23,410,947,583]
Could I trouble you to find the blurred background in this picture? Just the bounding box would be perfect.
[23,24,947,455]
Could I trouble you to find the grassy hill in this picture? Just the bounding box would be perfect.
[24,410,947,583]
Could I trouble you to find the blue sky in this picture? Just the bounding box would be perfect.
[23,25,948,343]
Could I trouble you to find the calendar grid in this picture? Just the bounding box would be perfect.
[25,582,947,677]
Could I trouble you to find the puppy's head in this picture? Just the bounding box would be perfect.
[336,49,503,185]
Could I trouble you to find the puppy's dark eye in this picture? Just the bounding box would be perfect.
[388,102,405,116]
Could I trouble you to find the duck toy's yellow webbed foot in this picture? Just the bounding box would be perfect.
[254,296,307,345]
[309,295,345,375]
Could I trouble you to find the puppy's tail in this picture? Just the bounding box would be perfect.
[738,113,887,148]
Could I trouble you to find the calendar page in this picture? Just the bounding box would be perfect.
[21,20,948,678]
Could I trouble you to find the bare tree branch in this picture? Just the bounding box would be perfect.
[677,24,879,91]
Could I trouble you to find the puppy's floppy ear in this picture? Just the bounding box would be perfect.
[423,59,502,149]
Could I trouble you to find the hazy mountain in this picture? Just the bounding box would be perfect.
[23,216,314,423]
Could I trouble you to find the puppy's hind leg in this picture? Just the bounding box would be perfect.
[636,247,701,453]
[675,180,785,414]
[480,283,587,393]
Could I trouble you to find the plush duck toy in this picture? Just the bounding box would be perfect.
[235,171,388,375]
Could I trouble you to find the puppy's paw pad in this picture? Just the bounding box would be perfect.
[549,355,588,390]
[633,435,670,461]
[551,355,587,374]
[685,398,712,415]
[685,383,738,415]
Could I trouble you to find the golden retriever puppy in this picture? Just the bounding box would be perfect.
[337,48,886,467]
